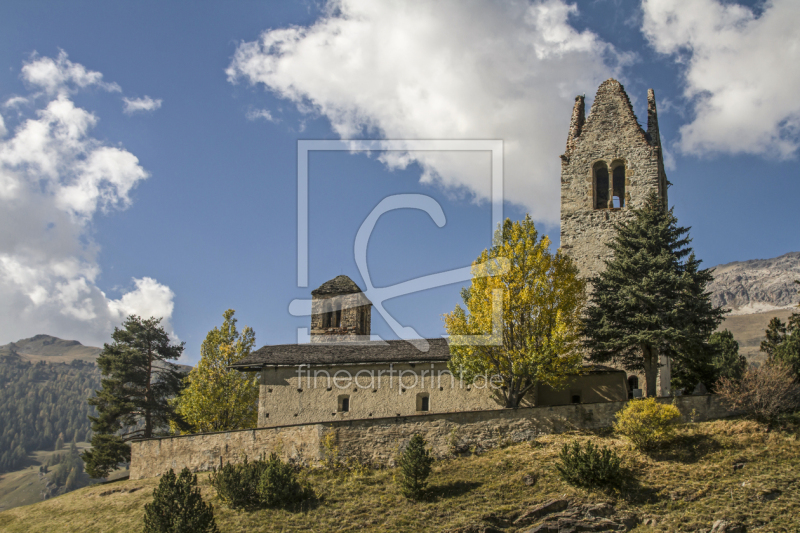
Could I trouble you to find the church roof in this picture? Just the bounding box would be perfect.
[311,275,363,296]
[230,338,452,369]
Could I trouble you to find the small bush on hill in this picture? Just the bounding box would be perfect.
[396,434,433,500]
[210,454,310,510]
[614,397,681,450]
[717,361,800,423]
[210,456,268,509]
[556,440,622,488]
[143,467,218,533]
[257,453,307,507]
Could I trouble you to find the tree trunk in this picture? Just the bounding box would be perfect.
[144,345,153,438]
[641,344,658,398]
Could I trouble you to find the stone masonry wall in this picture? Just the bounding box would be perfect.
[310,293,371,342]
[131,394,735,480]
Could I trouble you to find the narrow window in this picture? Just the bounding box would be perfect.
[628,376,639,399]
[416,393,430,412]
[612,164,626,208]
[571,394,581,404]
[594,163,609,209]
[338,395,350,413]
[322,300,332,328]
[334,309,341,328]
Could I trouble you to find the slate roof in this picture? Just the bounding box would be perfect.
[311,275,363,296]
[231,338,452,369]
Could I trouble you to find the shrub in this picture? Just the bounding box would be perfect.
[143,468,218,533]
[614,397,681,450]
[396,434,434,500]
[556,440,622,488]
[257,453,306,507]
[209,456,268,509]
[210,454,309,510]
[716,361,800,423]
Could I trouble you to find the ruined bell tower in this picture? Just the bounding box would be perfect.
[560,79,668,280]
[560,79,671,396]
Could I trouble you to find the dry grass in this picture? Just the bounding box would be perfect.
[0,415,798,532]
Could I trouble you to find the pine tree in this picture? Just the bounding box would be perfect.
[84,316,186,478]
[760,281,800,377]
[143,468,218,533]
[397,434,434,500]
[582,192,726,397]
[709,329,748,383]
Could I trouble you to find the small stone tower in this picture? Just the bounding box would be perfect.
[560,79,668,280]
[310,275,371,343]
[560,79,671,396]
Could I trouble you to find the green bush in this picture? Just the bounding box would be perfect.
[210,454,309,510]
[396,434,434,500]
[614,397,681,450]
[143,468,218,533]
[209,456,268,509]
[555,441,622,488]
[257,453,306,507]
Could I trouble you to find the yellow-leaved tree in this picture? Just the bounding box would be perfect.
[173,309,258,433]
[444,216,586,408]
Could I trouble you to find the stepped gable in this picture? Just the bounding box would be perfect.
[311,275,363,296]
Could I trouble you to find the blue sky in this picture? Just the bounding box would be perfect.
[0,0,798,364]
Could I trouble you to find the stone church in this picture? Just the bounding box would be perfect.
[232,78,671,428]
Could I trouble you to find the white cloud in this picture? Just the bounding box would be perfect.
[3,96,29,108]
[21,50,121,95]
[245,108,277,122]
[227,0,628,223]
[0,52,176,347]
[123,96,163,115]
[0,113,5,138]
[642,0,800,158]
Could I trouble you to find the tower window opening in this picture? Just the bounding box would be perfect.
[416,393,430,412]
[338,395,350,413]
[594,163,609,209]
[334,309,341,328]
[612,164,626,208]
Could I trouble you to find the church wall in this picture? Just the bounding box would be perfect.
[131,394,737,480]
[536,371,627,406]
[257,362,514,428]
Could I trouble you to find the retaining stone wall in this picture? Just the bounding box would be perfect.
[131,394,734,480]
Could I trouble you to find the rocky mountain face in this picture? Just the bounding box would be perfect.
[708,252,800,315]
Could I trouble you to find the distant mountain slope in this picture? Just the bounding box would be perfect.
[0,335,101,363]
[709,251,800,363]
[708,251,800,314]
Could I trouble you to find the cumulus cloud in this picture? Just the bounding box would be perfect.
[0,52,176,346]
[123,96,163,115]
[227,0,628,223]
[245,108,277,122]
[642,0,800,158]
[21,50,121,95]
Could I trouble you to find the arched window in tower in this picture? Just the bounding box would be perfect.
[594,162,609,209]
[612,162,626,208]
[322,300,333,328]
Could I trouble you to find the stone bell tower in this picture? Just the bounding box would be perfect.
[310,275,371,343]
[560,79,668,280]
[560,79,671,396]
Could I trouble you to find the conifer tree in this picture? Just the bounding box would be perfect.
[582,192,726,397]
[760,281,800,377]
[397,434,434,500]
[143,468,218,533]
[709,329,748,383]
[84,316,186,478]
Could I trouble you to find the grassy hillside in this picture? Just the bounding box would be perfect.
[0,416,797,532]
[0,334,101,364]
[719,308,796,365]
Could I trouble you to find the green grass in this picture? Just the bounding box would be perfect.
[0,443,128,513]
[0,416,798,532]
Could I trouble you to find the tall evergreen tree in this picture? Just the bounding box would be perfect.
[582,192,726,397]
[84,316,185,478]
